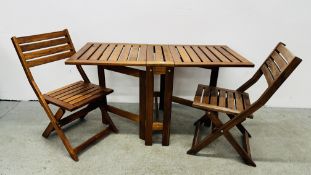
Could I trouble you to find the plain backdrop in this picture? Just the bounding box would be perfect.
[0,0,310,108]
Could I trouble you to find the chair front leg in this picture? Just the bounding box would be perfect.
[188,112,256,167]
[43,108,78,161]
[210,113,255,166]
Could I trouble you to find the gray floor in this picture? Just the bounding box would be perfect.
[0,101,311,175]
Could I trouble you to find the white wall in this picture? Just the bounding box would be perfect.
[0,0,310,108]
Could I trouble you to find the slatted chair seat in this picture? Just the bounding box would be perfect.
[193,85,251,115]
[44,81,113,111]
[187,42,302,167]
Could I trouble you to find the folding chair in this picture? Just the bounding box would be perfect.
[11,29,118,161]
[187,43,302,166]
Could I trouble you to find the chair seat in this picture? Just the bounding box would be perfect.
[43,81,113,111]
[193,84,251,115]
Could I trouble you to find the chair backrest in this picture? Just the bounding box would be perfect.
[237,42,302,117]
[12,29,76,68]
[11,29,88,114]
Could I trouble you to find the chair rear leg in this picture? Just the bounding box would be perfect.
[227,114,252,137]
[42,108,65,138]
[194,114,211,127]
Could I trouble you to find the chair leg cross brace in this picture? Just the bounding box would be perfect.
[41,102,118,161]
[187,112,256,167]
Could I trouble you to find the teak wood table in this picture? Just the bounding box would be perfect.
[65,42,254,146]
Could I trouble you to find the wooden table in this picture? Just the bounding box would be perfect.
[65,42,254,146]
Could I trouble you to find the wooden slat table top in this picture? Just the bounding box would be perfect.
[65,42,254,67]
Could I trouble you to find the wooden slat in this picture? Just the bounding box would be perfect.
[138,45,147,61]
[222,46,251,63]
[79,43,101,60]
[202,86,210,104]
[155,46,164,62]
[147,45,154,61]
[227,91,235,110]
[208,46,231,62]
[51,83,90,99]
[194,85,204,103]
[209,87,218,105]
[108,44,124,62]
[47,82,86,98]
[68,88,104,105]
[27,51,73,67]
[184,46,201,63]
[128,45,139,61]
[72,93,107,109]
[24,45,72,60]
[199,46,220,62]
[70,43,92,60]
[98,44,116,61]
[64,87,99,103]
[266,58,281,79]
[192,46,211,63]
[215,46,240,62]
[277,44,295,62]
[242,93,251,110]
[271,51,287,71]
[162,45,173,62]
[47,82,85,98]
[169,46,182,63]
[21,38,69,52]
[57,85,94,100]
[46,81,83,96]
[218,89,226,107]
[118,44,131,61]
[43,94,74,110]
[16,30,66,44]
[176,46,192,63]
[261,64,274,86]
[235,92,244,111]
[88,44,109,60]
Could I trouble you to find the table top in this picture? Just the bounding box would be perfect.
[65,42,254,67]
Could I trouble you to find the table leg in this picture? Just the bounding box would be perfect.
[145,66,154,146]
[162,67,174,146]
[205,68,219,126]
[159,74,165,110]
[209,68,219,87]
[139,71,146,140]
[98,66,109,124]
[98,66,107,95]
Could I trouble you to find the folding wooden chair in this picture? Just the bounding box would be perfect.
[11,29,118,161]
[187,43,302,166]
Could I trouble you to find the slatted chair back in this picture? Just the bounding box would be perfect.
[12,29,90,116]
[237,42,302,117]
[12,29,89,105]
[12,29,75,68]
